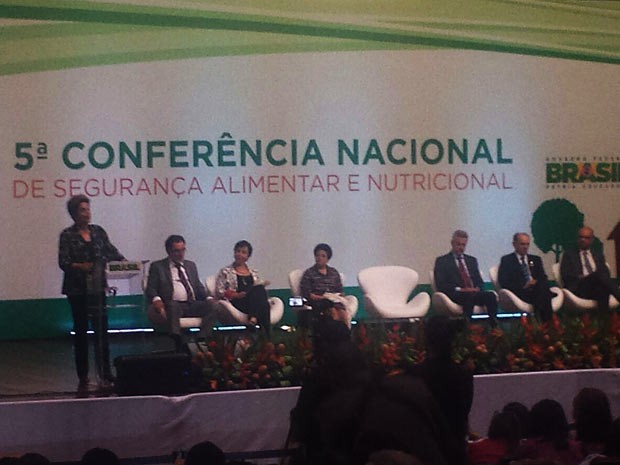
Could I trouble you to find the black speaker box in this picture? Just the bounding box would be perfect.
[114,352,192,396]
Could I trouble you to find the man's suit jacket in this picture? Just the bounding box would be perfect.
[560,248,609,292]
[145,258,208,304]
[434,252,484,300]
[498,253,549,293]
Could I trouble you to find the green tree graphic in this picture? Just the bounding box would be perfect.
[531,199,584,263]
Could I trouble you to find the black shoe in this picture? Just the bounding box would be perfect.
[77,377,94,397]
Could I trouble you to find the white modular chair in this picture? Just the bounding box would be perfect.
[288,269,359,320]
[142,262,209,332]
[488,266,563,314]
[429,270,495,317]
[357,266,430,319]
[205,275,284,326]
[552,262,619,312]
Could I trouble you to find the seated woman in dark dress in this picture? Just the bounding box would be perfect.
[215,240,271,335]
[300,243,350,326]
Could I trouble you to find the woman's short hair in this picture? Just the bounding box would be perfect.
[314,243,333,259]
[234,240,253,257]
[67,195,89,221]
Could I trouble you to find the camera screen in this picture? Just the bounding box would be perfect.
[289,296,304,307]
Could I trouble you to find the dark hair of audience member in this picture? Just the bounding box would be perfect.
[606,417,620,457]
[0,457,21,465]
[502,401,530,439]
[19,454,50,465]
[573,387,613,445]
[488,411,521,455]
[528,399,571,450]
[80,448,120,465]
[423,315,458,360]
[184,441,225,465]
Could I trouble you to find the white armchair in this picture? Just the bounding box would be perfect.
[357,266,430,319]
[551,263,619,311]
[142,262,209,332]
[205,275,284,326]
[488,266,563,314]
[288,269,358,320]
[429,270,493,316]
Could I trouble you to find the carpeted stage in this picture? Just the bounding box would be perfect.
[1,333,619,462]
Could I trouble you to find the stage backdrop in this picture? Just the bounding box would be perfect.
[1,1,619,338]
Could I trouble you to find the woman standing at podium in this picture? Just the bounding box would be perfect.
[58,195,125,392]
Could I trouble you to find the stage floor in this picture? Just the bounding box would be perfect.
[0,332,174,401]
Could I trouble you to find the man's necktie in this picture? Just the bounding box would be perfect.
[520,256,530,282]
[458,255,473,288]
[175,263,194,301]
[583,251,594,275]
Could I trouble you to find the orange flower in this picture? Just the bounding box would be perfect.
[552,358,565,370]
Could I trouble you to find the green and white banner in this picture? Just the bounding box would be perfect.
[1,1,618,325]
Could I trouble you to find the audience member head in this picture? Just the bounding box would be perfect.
[80,448,120,465]
[573,387,612,445]
[423,315,458,360]
[605,417,620,457]
[502,401,531,439]
[529,399,570,450]
[184,441,225,465]
[18,454,50,465]
[487,411,521,453]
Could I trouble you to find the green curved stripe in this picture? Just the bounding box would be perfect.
[0,0,618,75]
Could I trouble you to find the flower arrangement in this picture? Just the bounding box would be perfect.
[190,332,313,391]
[450,312,620,374]
[190,312,620,391]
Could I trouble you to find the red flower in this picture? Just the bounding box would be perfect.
[529,343,544,361]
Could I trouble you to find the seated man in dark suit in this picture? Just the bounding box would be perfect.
[434,230,498,326]
[560,226,620,312]
[146,235,216,350]
[498,232,554,322]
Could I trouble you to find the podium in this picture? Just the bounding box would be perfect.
[106,260,144,295]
